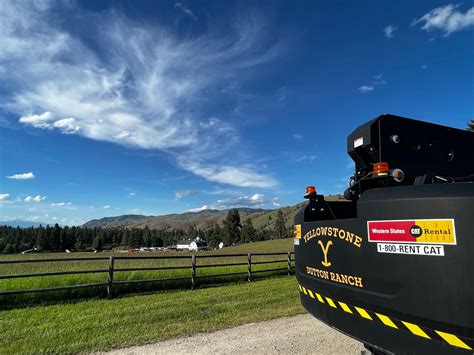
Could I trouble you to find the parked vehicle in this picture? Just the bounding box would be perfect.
[294,114,474,354]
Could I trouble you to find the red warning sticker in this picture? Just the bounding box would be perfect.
[367,219,456,245]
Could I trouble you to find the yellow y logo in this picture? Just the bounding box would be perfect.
[318,240,333,267]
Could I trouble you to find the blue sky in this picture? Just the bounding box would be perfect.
[0,0,473,226]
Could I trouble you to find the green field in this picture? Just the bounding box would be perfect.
[0,238,295,306]
[0,276,304,353]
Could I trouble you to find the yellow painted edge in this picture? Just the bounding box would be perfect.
[304,289,470,350]
[325,297,337,308]
[436,331,472,350]
[298,285,303,292]
[402,321,430,339]
[338,302,353,314]
[375,313,398,329]
[354,306,373,320]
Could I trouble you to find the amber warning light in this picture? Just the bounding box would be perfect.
[304,186,316,198]
[373,162,389,175]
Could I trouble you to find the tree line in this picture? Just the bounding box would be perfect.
[0,209,291,253]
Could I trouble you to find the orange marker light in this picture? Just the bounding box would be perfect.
[373,162,389,175]
[305,186,316,195]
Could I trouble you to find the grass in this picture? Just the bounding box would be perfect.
[0,276,304,354]
[0,238,295,306]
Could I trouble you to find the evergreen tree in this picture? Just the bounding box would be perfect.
[36,225,46,251]
[51,223,61,251]
[241,218,257,243]
[121,229,129,246]
[223,209,241,245]
[468,120,474,132]
[275,210,288,239]
[143,226,152,247]
[74,228,84,250]
[92,235,103,251]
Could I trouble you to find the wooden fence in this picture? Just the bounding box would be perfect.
[0,252,294,299]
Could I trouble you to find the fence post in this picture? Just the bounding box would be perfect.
[247,253,252,282]
[287,252,291,276]
[191,255,196,290]
[107,256,115,299]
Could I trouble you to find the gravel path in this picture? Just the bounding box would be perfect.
[109,314,364,354]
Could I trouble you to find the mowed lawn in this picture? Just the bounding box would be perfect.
[0,276,304,353]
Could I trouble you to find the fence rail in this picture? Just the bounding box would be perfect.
[0,252,294,299]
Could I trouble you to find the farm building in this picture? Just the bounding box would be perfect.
[176,239,209,251]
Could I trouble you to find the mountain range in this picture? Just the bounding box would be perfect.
[83,195,345,231]
[84,204,306,231]
[0,220,46,228]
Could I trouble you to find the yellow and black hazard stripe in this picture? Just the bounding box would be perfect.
[298,284,473,351]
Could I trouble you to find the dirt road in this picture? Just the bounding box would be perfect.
[109,314,363,354]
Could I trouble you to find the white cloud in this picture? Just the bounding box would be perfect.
[1,2,280,189]
[189,205,210,212]
[174,2,197,21]
[6,172,35,180]
[179,160,277,188]
[53,118,81,134]
[358,74,386,94]
[129,192,136,196]
[51,202,72,207]
[292,133,303,140]
[0,194,10,201]
[296,155,317,162]
[191,193,281,210]
[103,205,111,209]
[175,189,201,199]
[250,193,265,203]
[24,195,47,203]
[384,25,397,38]
[358,85,374,94]
[412,4,474,36]
[19,112,53,129]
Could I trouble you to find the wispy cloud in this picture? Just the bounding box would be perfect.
[24,195,47,203]
[175,189,201,199]
[178,160,277,188]
[174,2,197,21]
[421,65,428,70]
[1,2,282,189]
[6,172,35,180]
[384,25,397,38]
[412,4,474,36]
[296,155,317,162]
[358,85,374,94]
[358,74,386,94]
[128,192,136,196]
[292,133,303,140]
[103,205,111,209]
[51,202,72,207]
[0,194,10,201]
[189,193,281,211]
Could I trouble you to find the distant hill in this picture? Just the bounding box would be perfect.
[83,208,270,230]
[83,195,345,231]
[0,220,46,228]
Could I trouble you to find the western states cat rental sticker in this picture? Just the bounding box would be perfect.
[367,219,456,256]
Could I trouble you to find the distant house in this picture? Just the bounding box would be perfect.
[176,239,209,251]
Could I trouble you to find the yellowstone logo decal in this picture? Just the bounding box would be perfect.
[317,240,333,267]
[303,227,364,288]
